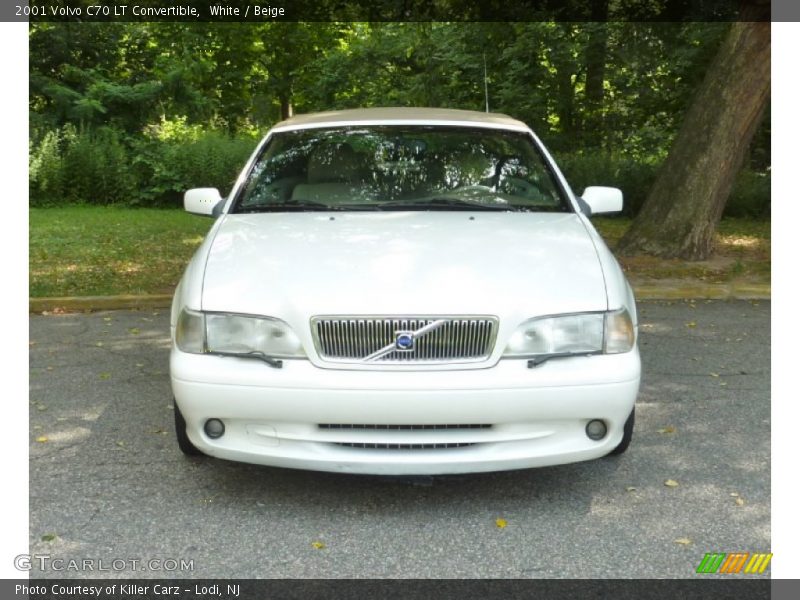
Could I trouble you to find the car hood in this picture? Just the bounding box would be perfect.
[201,211,608,321]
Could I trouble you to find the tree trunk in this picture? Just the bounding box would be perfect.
[279,95,293,120]
[551,23,579,139]
[555,65,576,136]
[584,1,609,147]
[616,19,770,260]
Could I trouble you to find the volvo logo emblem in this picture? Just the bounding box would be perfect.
[362,319,448,362]
[395,332,415,351]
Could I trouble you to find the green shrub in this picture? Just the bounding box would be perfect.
[725,169,771,218]
[61,126,139,205]
[555,153,658,217]
[29,129,65,206]
[133,130,255,206]
[29,121,257,207]
[556,153,770,219]
[30,126,138,205]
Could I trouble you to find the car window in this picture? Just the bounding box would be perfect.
[234,126,571,213]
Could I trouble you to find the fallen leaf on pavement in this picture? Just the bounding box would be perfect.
[674,538,692,545]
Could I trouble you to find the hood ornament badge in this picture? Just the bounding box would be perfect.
[363,320,447,362]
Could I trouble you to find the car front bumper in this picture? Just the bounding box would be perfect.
[170,348,640,475]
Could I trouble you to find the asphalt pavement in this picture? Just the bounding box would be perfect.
[28,300,770,579]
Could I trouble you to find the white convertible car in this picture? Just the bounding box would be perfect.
[170,107,640,475]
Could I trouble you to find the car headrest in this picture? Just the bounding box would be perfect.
[307,143,363,184]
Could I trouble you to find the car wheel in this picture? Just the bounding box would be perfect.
[174,399,203,456]
[607,407,635,456]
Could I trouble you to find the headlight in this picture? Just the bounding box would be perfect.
[206,313,305,358]
[503,308,634,358]
[174,309,305,358]
[504,313,604,357]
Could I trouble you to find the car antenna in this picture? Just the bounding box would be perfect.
[483,52,490,113]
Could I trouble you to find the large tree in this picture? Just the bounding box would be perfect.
[616,14,770,259]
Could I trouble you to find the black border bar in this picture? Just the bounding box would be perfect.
[3,578,785,600]
[5,0,776,23]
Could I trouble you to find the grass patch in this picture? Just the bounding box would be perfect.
[30,206,213,297]
[29,207,770,298]
[592,217,770,283]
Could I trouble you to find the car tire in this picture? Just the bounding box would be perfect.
[607,407,635,456]
[174,399,203,456]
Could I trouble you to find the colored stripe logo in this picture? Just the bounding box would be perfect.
[696,552,772,574]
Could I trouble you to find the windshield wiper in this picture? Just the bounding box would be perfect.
[376,197,514,211]
[238,200,385,213]
[238,199,341,213]
[209,350,283,368]
[527,351,602,368]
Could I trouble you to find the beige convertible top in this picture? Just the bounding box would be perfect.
[271,107,530,132]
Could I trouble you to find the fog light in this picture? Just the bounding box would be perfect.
[204,418,225,439]
[585,419,607,440]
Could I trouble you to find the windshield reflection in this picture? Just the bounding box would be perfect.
[234,126,570,213]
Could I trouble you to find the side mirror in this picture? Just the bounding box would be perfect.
[580,186,623,215]
[184,188,223,216]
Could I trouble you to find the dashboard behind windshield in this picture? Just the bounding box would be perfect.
[232,125,572,213]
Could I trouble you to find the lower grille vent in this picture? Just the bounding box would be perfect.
[334,442,476,450]
[319,424,492,431]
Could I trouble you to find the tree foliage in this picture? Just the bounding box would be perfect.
[29,21,770,221]
[30,22,743,152]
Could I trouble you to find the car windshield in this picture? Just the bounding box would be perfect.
[233,125,571,213]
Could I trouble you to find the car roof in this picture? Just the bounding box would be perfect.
[270,107,531,133]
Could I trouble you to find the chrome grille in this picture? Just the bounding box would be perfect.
[311,316,498,363]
